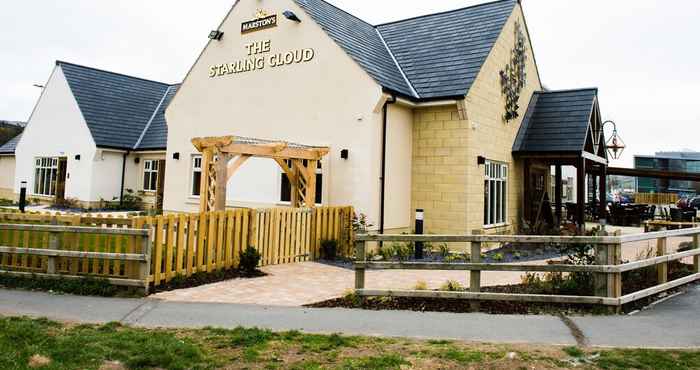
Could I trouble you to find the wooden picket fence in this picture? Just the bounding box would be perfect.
[142,206,353,286]
[0,206,354,288]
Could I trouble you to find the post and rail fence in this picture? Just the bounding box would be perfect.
[354,228,700,308]
[0,206,353,289]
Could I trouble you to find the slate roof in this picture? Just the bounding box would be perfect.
[293,0,517,100]
[513,88,598,153]
[59,61,176,150]
[134,84,180,151]
[0,134,21,155]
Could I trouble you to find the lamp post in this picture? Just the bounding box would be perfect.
[601,120,626,160]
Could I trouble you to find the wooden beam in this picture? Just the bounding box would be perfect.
[191,136,235,152]
[219,143,329,160]
[608,166,700,182]
[357,289,620,306]
[599,166,607,219]
[305,160,318,207]
[199,148,213,213]
[226,155,252,181]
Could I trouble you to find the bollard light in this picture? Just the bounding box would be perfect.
[19,181,27,213]
[415,209,424,259]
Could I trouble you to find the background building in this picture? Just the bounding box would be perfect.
[635,152,700,196]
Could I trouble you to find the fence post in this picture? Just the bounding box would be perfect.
[594,228,610,299]
[470,230,482,311]
[46,216,59,274]
[140,227,153,296]
[693,234,699,274]
[657,237,668,284]
[355,239,366,291]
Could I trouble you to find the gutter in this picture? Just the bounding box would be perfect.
[379,95,397,236]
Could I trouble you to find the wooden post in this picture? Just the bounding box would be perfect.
[576,158,587,230]
[306,160,318,208]
[248,209,258,249]
[46,216,59,274]
[657,237,668,284]
[694,234,699,274]
[355,240,366,290]
[470,230,482,311]
[199,148,213,213]
[214,153,229,211]
[140,226,153,296]
[555,164,563,225]
[594,244,608,298]
[599,166,607,220]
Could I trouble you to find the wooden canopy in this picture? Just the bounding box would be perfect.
[192,136,330,213]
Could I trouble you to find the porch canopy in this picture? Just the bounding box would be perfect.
[513,88,608,227]
[192,135,330,213]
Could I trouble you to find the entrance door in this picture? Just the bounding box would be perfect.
[155,159,166,211]
[55,158,68,202]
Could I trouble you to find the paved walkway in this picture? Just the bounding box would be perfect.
[152,235,693,306]
[151,262,529,306]
[1,286,699,348]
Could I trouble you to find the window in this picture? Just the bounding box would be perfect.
[280,160,323,204]
[34,157,58,196]
[191,156,202,196]
[143,160,159,192]
[484,161,508,226]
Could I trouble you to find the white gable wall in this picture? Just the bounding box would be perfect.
[165,0,390,225]
[14,66,97,202]
[0,155,16,199]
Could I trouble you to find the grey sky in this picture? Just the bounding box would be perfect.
[1,0,698,167]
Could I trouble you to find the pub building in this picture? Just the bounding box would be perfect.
[163,0,610,234]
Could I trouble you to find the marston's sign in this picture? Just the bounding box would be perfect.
[241,14,277,34]
[209,40,315,78]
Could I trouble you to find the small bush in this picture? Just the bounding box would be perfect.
[395,242,414,261]
[0,273,123,297]
[239,247,262,276]
[321,239,339,261]
[437,243,450,258]
[379,245,395,261]
[440,280,463,292]
[493,253,505,262]
[52,197,81,210]
[414,281,428,290]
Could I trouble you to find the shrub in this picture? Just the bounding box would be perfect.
[379,245,395,261]
[440,280,463,292]
[394,242,414,261]
[437,243,450,258]
[352,213,373,234]
[52,197,80,210]
[493,253,505,262]
[101,189,144,211]
[414,281,428,290]
[320,240,339,261]
[239,246,262,276]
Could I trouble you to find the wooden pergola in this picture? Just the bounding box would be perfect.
[191,136,330,213]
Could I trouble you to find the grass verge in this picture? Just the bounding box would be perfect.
[2,316,700,370]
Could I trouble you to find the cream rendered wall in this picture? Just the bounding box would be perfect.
[0,156,16,199]
[165,0,385,225]
[123,152,166,207]
[384,103,413,230]
[462,4,543,234]
[14,66,97,202]
[89,150,128,203]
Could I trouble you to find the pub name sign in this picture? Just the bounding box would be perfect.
[209,40,315,78]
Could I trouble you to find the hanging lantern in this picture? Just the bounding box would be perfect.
[603,121,625,160]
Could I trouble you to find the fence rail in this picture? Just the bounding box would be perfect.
[354,228,700,307]
[0,223,151,291]
[0,206,353,289]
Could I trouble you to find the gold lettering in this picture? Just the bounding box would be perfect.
[302,48,315,62]
[209,66,217,78]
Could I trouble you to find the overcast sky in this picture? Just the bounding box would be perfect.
[1,0,698,167]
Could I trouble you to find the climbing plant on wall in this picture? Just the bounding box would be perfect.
[500,21,528,123]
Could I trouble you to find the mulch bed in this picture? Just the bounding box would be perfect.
[149,269,267,294]
[307,279,699,316]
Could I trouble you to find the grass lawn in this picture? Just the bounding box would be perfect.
[2,316,700,370]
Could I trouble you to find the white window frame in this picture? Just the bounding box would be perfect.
[143,159,159,192]
[190,155,203,197]
[279,159,323,205]
[33,157,59,197]
[484,160,508,227]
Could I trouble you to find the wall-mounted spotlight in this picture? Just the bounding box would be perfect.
[134,157,140,164]
[208,30,224,41]
[74,154,81,161]
[477,156,486,165]
[283,10,302,22]
[173,152,180,160]
[340,149,349,160]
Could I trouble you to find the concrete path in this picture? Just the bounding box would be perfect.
[2,286,699,348]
